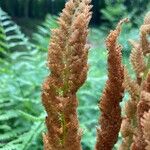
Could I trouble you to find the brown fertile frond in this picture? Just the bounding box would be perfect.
[121,12,150,150]
[119,118,134,150]
[141,110,150,150]
[129,39,140,50]
[124,99,137,119]
[131,75,150,149]
[119,97,138,150]
[140,12,150,55]
[95,19,127,150]
[143,72,150,92]
[124,68,140,100]
[48,0,92,96]
[119,137,132,150]
[131,102,149,149]
[120,118,134,139]
[43,133,52,150]
[42,0,92,150]
[130,47,146,77]
[141,91,150,106]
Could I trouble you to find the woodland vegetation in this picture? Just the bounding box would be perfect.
[0,0,150,150]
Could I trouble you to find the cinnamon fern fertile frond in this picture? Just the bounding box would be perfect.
[141,110,150,150]
[130,46,146,78]
[121,12,150,150]
[140,11,150,55]
[95,18,128,150]
[123,68,140,100]
[42,0,92,150]
[132,73,150,149]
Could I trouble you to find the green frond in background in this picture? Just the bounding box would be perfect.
[32,14,58,51]
[0,47,47,149]
[0,7,47,149]
[0,7,34,55]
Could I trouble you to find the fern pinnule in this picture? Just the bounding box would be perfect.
[128,39,140,50]
[138,75,150,150]
[42,0,92,149]
[143,72,150,92]
[141,91,150,106]
[119,118,134,150]
[119,98,137,149]
[117,15,149,149]
[95,18,128,150]
[141,110,150,150]
[122,14,150,150]
[123,68,140,100]
[130,47,146,77]
[124,99,137,119]
[43,133,51,150]
[131,73,150,149]
[140,12,150,55]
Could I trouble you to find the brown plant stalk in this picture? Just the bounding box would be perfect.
[95,18,128,150]
[41,0,92,149]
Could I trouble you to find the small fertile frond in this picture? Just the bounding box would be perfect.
[120,12,150,150]
[120,118,134,138]
[119,97,138,150]
[124,99,137,119]
[141,110,150,150]
[130,47,146,77]
[140,11,150,55]
[141,91,150,106]
[131,73,150,149]
[143,72,150,92]
[129,39,140,50]
[124,68,140,100]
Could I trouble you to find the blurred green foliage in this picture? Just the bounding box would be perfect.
[100,0,150,29]
[0,0,150,26]
[0,7,32,55]
[32,14,58,51]
[100,0,127,29]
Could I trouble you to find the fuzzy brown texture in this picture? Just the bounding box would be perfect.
[131,74,150,150]
[62,95,82,150]
[130,20,150,147]
[121,12,150,150]
[141,110,150,150]
[119,118,134,150]
[119,99,137,150]
[42,0,92,149]
[140,11,150,55]
[130,47,146,78]
[119,69,140,150]
[47,0,92,96]
[123,69,140,100]
[95,19,128,150]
